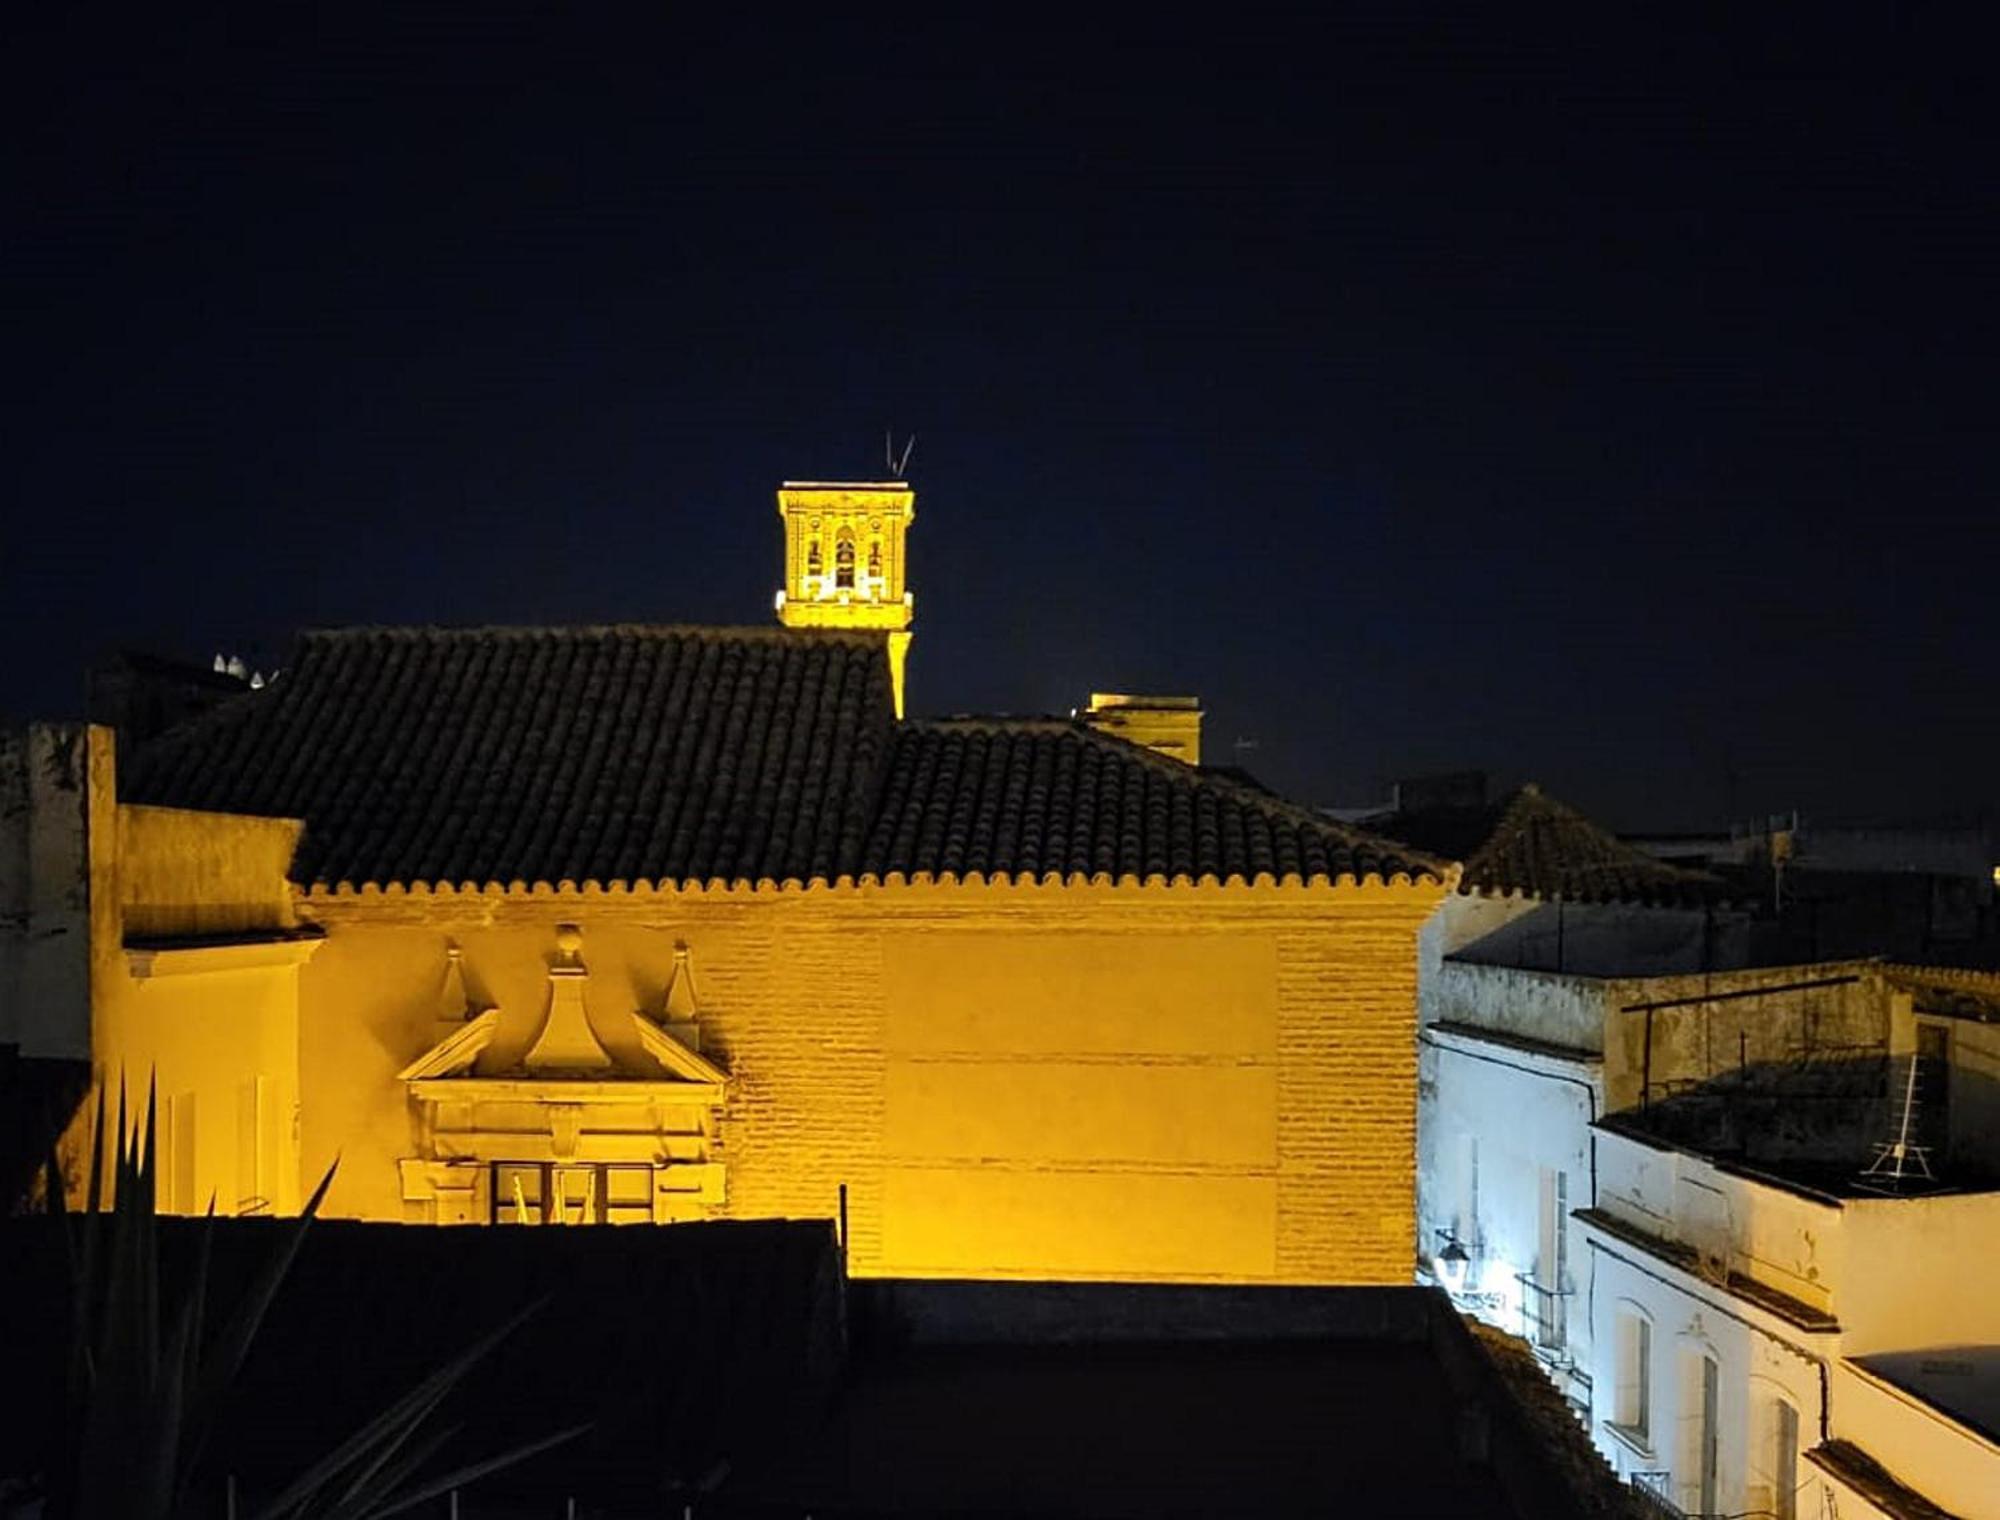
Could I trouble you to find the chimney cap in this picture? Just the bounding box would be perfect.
[1087,692,1201,713]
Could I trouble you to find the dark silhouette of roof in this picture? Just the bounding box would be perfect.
[1369,783,1721,907]
[861,719,1430,886]
[124,625,1445,892]
[1883,965,2000,1024]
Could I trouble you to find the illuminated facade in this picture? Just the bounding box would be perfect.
[42,480,1460,1286]
[773,481,914,717]
[1079,693,1203,766]
[1584,1117,2000,1520]
[1382,782,2000,1513]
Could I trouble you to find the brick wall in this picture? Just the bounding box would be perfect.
[297,876,1440,1284]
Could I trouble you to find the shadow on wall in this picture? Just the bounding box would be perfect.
[1628,1056,2000,1191]
[0,1051,89,1213]
[1452,901,1751,979]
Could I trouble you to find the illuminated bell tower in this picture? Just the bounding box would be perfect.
[774,480,916,717]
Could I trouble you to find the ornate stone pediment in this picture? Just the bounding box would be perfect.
[396,926,726,1224]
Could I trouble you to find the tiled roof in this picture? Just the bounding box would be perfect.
[125,626,896,890]
[1369,784,1722,907]
[859,719,1440,886]
[1807,1441,1957,1520]
[125,626,1446,891]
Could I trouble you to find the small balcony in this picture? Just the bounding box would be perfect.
[1629,1469,1684,1517]
[1515,1273,1569,1356]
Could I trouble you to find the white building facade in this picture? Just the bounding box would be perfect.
[1580,1124,1999,1519]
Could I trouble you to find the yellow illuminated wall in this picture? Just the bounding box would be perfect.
[292,876,1440,1284]
[1080,694,1204,766]
[65,755,313,1218]
[75,734,1443,1280]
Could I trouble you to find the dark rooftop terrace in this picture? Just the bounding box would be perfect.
[712,1280,1634,1519]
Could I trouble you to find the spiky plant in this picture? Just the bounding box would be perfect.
[32,1079,583,1520]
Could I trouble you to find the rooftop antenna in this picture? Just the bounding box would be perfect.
[1857,1052,1936,1193]
[884,429,916,479]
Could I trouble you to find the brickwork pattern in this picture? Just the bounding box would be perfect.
[304,879,1440,1284]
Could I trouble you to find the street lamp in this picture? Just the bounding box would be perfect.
[1434,1238,1471,1296]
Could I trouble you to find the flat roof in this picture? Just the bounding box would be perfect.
[1853,1347,2000,1446]
[1598,1113,2000,1202]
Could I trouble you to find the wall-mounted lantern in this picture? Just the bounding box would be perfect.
[1434,1238,1471,1296]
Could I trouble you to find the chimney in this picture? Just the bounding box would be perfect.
[1081,693,1203,766]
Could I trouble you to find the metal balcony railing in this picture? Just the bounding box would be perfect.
[1514,1273,1568,1354]
[1629,1470,1684,1517]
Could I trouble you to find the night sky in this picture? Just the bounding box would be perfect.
[9,11,1994,830]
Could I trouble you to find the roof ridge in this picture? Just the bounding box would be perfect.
[910,715,1452,876]
[1484,783,1719,882]
[295,622,889,645]
[1196,756,1455,870]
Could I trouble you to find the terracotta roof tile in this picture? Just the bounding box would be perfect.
[1370,783,1722,907]
[125,626,1446,891]
[125,626,895,890]
[859,719,1442,886]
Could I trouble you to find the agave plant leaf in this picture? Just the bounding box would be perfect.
[45,1084,106,1520]
[43,1071,578,1520]
[351,1424,593,1520]
[321,1418,462,1520]
[74,1082,176,1520]
[175,1161,336,1496]
[243,1299,548,1520]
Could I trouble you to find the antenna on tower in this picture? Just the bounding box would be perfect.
[885,430,916,479]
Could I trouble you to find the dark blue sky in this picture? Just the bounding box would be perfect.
[7,10,1994,829]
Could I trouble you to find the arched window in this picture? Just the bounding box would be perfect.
[1749,1381,1801,1520]
[806,535,823,577]
[868,539,882,578]
[835,535,856,589]
[1611,1304,1652,1445]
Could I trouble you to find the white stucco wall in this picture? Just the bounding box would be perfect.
[1585,1126,2000,1516]
[1418,1022,1600,1400]
[1429,960,1609,1053]
[1839,1193,2000,1355]
[1593,1128,1843,1318]
[1830,1357,2000,1520]
[1584,1231,1827,1517]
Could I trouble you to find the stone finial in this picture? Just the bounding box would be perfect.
[522,923,612,1072]
[555,922,584,966]
[664,940,700,1022]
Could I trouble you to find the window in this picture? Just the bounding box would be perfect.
[806,536,823,577]
[834,535,856,589]
[1771,1397,1798,1520]
[167,1091,198,1215]
[491,1162,654,1224]
[1612,1308,1651,1446]
[1748,1386,1801,1520]
[1696,1354,1719,1517]
[549,1165,595,1225]
[236,1076,269,1215]
[1534,1168,1567,1349]
[1454,1132,1480,1243]
[1674,1347,1721,1515]
[496,1162,543,1224]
